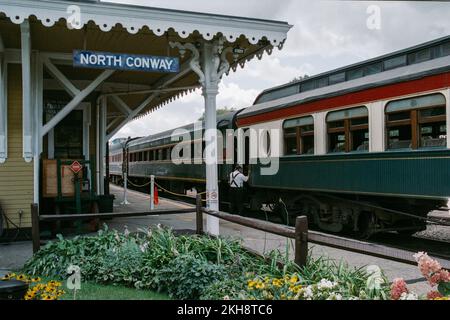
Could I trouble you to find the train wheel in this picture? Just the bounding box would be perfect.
[357,211,376,239]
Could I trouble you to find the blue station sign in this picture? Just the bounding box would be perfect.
[73,50,180,73]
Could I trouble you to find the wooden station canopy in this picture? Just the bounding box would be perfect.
[0,0,291,140]
[0,0,290,235]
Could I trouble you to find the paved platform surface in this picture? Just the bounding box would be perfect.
[1,184,448,296]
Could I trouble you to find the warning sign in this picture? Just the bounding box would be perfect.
[69,161,83,174]
[210,191,218,201]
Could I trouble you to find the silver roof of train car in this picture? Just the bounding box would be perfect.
[127,111,239,149]
[238,54,450,120]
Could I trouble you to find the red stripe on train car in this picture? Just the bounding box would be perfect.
[237,71,450,126]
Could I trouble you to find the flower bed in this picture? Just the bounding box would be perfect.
[390,252,450,300]
[1,273,65,300]
[18,225,450,300]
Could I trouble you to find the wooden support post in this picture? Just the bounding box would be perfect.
[294,216,308,268]
[196,195,203,235]
[31,203,40,253]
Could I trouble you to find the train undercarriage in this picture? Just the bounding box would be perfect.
[249,189,444,238]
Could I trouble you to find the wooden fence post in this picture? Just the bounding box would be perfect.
[294,216,308,267]
[196,195,203,235]
[31,204,40,253]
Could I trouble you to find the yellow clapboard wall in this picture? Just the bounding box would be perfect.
[0,64,33,229]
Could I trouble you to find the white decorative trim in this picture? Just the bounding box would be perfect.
[0,0,291,46]
[0,55,6,163]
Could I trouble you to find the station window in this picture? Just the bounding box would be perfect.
[283,116,314,155]
[327,106,369,153]
[386,93,447,150]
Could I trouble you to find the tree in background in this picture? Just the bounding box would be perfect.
[198,107,237,121]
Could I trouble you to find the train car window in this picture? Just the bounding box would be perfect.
[408,48,432,64]
[315,77,328,89]
[419,106,447,148]
[443,42,450,56]
[283,116,314,155]
[364,62,382,76]
[386,93,447,150]
[329,72,346,85]
[384,55,407,71]
[327,106,369,153]
[157,149,163,161]
[347,68,364,81]
[284,128,297,155]
[300,80,315,92]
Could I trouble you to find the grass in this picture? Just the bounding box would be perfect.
[59,282,170,300]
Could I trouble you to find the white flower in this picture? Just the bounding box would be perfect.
[400,292,419,300]
[366,265,385,290]
[303,286,314,299]
[326,293,343,300]
[139,242,149,253]
[124,227,130,237]
[318,279,337,290]
[413,252,426,263]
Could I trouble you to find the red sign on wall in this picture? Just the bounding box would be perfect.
[69,161,83,174]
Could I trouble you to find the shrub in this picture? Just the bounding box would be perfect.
[94,239,147,287]
[200,277,247,300]
[159,254,227,300]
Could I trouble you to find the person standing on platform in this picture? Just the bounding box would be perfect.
[229,165,249,215]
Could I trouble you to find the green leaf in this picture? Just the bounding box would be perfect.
[438,282,450,297]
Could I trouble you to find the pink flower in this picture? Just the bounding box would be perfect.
[438,269,450,283]
[427,291,443,300]
[414,252,443,286]
[391,278,408,300]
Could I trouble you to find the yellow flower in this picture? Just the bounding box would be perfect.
[289,275,299,284]
[41,294,54,301]
[31,277,41,283]
[247,280,256,289]
[24,293,35,300]
[16,274,27,281]
[272,279,283,288]
[255,282,265,290]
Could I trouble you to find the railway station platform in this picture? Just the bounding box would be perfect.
[1,184,448,295]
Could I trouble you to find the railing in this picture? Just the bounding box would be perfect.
[31,195,450,269]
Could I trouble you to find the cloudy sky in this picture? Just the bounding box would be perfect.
[106,0,450,139]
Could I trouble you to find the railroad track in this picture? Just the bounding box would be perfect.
[123,183,450,262]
